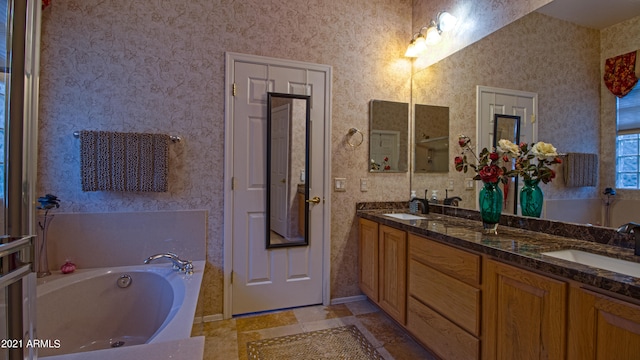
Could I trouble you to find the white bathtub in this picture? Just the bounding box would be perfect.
[36,260,204,358]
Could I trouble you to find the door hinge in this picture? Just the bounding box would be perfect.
[232,83,237,96]
[231,177,236,190]
[230,270,234,284]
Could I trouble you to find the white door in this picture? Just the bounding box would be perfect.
[477,86,538,215]
[225,53,331,316]
[270,104,290,237]
[370,130,400,171]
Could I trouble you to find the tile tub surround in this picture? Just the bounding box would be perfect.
[44,210,207,270]
[357,203,640,300]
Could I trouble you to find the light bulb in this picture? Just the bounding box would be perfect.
[413,35,427,54]
[425,26,441,45]
[438,12,456,32]
[404,42,418,57]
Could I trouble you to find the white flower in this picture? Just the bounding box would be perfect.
[531,141,558,158]
[497,139,520,157]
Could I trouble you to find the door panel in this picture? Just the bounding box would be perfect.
[477,86,538,215]
[230,57,327,315]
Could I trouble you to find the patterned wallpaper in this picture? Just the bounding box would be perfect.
[37,0,413,317]
[36,0,563,318]
[412,11,602,209]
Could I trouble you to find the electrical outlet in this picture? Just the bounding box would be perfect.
[447,178,454,191]
[334,177,346,192]
[360,178,368,192]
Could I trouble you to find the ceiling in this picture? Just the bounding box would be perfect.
[536,0,640,29]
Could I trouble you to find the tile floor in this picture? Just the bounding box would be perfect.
[191,300,438,360]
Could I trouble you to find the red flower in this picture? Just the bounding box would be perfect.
[502,155,509,162]
[454,156,464,172]
[554,157,562,164]
[384,157,389,162]
[458,136,470,147]
[489,152,499,161]
[384,165,391,170]
[478,165,503,183]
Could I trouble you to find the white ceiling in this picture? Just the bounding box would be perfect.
[536,0,640,29]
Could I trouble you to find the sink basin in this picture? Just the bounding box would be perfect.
[541,249,640,278]
[383,213,426,220]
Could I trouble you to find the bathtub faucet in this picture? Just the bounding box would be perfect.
[144,253,194,274]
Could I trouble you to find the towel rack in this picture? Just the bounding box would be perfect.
[73,131,181,143]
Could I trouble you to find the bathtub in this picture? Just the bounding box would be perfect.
[36,260,205,358]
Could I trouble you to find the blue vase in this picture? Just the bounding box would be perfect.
[520,179,543,217]
[479,181,503,234]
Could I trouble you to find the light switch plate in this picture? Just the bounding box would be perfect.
[360,178,368,192]
[465,178,475,190]
[334,177,346,192]
[447,178,454,191]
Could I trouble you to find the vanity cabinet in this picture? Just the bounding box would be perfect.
[483,260,567,359]
[358,218,379,302]
[357,219,407,324]
[378,224,407,324]
[406,234,481,360]
[568,286,640,359]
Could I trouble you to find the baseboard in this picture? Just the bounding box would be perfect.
[193,313,224,324]
[330,295,367,305]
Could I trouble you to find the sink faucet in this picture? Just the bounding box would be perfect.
[617,222,640,256]
[144,252,194,274]
[410,189,429,214]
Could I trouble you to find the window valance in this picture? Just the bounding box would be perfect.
[604,50,639,98]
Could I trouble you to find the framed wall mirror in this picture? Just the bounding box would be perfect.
[493,114,521,215]
[414,104,449,173]
[266,93,310,248]
[369,100,409,172]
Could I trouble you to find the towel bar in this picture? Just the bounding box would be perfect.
[73,131,181,143]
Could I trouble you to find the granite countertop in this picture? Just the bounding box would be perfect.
[357,202,640,300]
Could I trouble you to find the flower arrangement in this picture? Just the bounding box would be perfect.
[454,135,509,184]
[370,157,391,171]
[498,140,562,184]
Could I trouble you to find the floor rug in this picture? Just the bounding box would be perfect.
[246,325,383,359]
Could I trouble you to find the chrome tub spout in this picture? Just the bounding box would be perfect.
[143,252,194,274]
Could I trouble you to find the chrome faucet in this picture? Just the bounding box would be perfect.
[617,222,640,256]
[144,252,194,274]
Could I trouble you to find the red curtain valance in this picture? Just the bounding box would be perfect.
[604,51,638,98]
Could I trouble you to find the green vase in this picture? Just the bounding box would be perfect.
[520,179,543,217]
[479,181,503,234]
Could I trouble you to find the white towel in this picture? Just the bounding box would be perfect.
[80,130,169,192]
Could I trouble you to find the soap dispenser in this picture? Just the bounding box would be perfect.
[409,190,418,214]
[431,190,439,204]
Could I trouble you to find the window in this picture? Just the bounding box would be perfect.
[616,85,640,189]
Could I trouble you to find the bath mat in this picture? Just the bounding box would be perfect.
[246,325,383,360]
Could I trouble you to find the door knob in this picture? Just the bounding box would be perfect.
[306,196,321,204]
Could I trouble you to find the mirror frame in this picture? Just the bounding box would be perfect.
[266,92,311,249]
[493,114,521,215]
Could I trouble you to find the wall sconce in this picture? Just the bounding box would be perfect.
[405,11,457,58]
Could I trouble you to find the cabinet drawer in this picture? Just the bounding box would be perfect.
[407,297,480,360]
[409,259,480,336]
[408,233,480,286]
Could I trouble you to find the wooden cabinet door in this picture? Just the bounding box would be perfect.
[379,224,407,324]
[484,260,567,360]
[569,287,640,360]
[358,218,379,302]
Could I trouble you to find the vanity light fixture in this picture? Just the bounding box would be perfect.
[405,11,457,58]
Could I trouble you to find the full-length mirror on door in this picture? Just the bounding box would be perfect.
[266,93,311,248]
